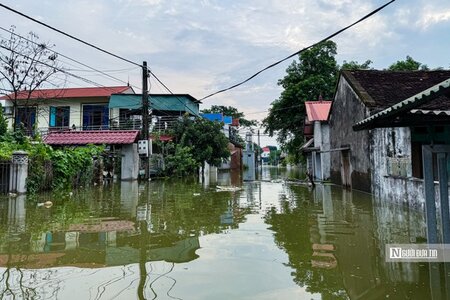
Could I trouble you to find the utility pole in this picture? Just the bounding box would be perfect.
[142,61,150,179]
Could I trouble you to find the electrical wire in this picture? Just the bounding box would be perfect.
[245,104,305,115]
[0,3,185,106]
[0,26,141,91]
[0,2,142,68]
[199,0,396,100]
[0,44,121,93]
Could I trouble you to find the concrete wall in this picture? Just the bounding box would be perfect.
[313,121,330,181]
[121,144,139,181]
[329,77,372,192]
[371,127,450,209]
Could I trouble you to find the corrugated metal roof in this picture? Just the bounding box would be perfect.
[353,78,450,130]
[109,94,200,116]
[44,130,139,145]
[305,101,332,122]
[1,86,133,100]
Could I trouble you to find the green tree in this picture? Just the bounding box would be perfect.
[173,116,230,171]
[201,105,257,127]
[387,55,429,71]
[164,144,198,176]
[263,40,338,161]
[341,59,372,70]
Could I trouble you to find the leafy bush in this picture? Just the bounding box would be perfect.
[0,130,104,193]
[164,144,199,176]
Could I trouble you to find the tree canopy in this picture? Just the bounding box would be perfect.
[201,105,257,127]
[341,59,373,70]
[263,40,339,160]
[173,116,230,168]
[387,55,429,71]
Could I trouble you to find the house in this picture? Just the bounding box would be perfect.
[261,147,270,164]
[329,70,450,207]
[1,86,134,134]
[109,93,201,132]
[201,113,242,170]
[301,100,332,181]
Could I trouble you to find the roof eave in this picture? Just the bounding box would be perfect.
[353,78,450,131]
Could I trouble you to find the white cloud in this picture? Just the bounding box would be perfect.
[1,0,449,129]
[417,8,450,29]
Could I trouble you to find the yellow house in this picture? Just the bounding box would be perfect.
[1,86,134,134]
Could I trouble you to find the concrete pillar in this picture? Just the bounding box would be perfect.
[65,232,79,250]
[243,150,256,181]
[209,166,218,184]
[10,151,28,194]
[121,144,139,180]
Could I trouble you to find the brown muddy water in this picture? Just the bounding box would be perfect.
[0,166,445,299]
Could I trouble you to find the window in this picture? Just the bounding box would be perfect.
[15,107,36,134]
[50,106,70,128]
[82,104,109,130]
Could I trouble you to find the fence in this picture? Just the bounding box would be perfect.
[0,160,21,194]
[0,152,28,195]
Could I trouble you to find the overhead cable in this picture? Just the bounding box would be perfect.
[0,3,142,68]
[199,0,396,100]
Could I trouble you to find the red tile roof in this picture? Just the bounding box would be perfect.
[305,101,332,122]
[1,86,133,100]
[44,130,139,145]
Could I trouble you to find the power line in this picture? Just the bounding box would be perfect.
[0,26,141,91]
[0,44,119,93]
[149,71,200,117]
[199,0,396,101]
[0,4,195,117]
[245,104,305,115]
[0,3,142,68]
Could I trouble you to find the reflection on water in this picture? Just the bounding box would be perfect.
[0,167,446,299]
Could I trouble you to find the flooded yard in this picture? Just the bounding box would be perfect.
[0,167,444,299]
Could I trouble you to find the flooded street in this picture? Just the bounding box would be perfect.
[0,166,442,299]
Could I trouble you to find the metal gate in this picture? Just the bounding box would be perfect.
[0,161,21,194]
[0,161,12,194]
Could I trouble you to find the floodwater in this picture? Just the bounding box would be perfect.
[0,166,446,299]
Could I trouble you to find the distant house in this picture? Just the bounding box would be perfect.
[201,113,242,170]
[261,147,270,164]
[301,100,332,181]
[1,86,134,134]
[329,70,450,207]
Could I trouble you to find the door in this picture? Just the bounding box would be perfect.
[341,150,351,189]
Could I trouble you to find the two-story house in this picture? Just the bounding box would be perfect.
[1,86,134,134]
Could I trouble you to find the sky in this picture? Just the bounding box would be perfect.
[0,0,450,147]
